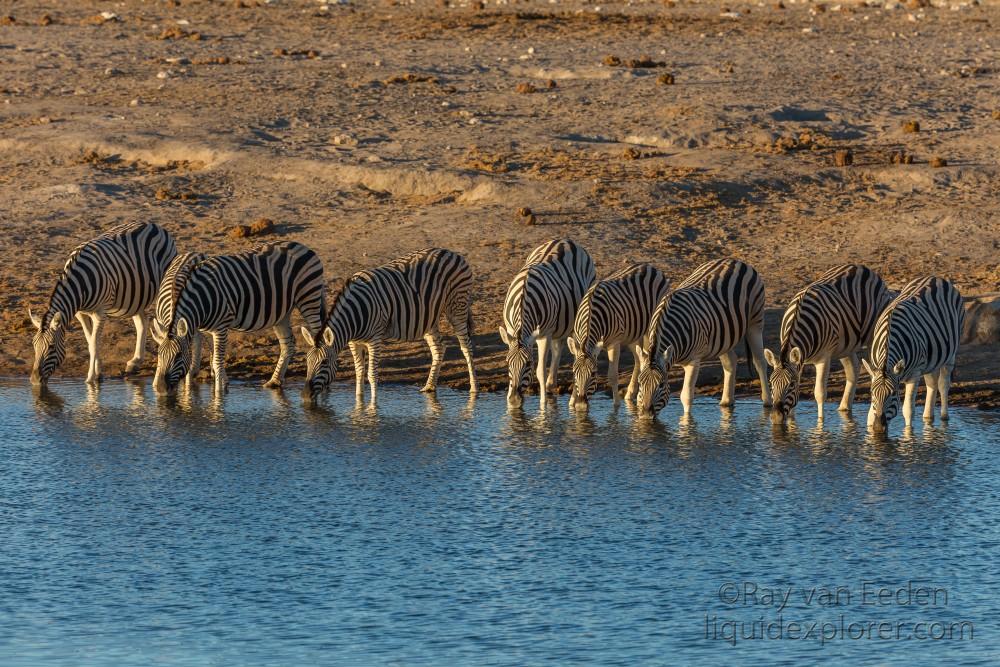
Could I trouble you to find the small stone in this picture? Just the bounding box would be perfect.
[517,207,532,218]
[515,82,537,94]
[104,67,122,77]
[902,120,920,133]
[156,70,171,79]
[657,72,675,85]
[833,149,853,167]
[129,98,141,107]
[38,14,53,26]
[929,156,948,168]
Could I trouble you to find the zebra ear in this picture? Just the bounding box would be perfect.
[176,318,189,338]
[764,348,778,368]
[151,319,167,344]
[498,326,511,346]
[892,359,906,376]
[566,337,579,356]
[28,307,42,330]
[789,347,803,366]
[49,311,63,330]
[861,358,875,377]
[660,344,674,368]
[300,326,316,348]
[322,327,335,347]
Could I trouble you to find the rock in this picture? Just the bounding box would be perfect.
[929,156,948,168]
[834,149,853,166]
[902,119,920,133]
[963,294,1000,344]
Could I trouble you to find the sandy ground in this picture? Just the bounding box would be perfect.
[1,0,998,407]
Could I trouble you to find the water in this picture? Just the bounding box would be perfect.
[1,379,998,666]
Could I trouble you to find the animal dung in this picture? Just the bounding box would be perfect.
[250,218,275,235]
[657,73,676,85]
[545,79,557,89]
[38,14,53,26]
[157,26,201,41]
[622,146,642,160]
[517,207,536,225]
[902,120,920,133]
[515,82,537,94]
[929,156,948,168]
[603,55,622,67]
[890,151,913,165]
[833,149,853,167]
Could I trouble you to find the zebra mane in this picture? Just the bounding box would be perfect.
[165,254,209,328]
[778,287,810,362]
[574,281,603,347]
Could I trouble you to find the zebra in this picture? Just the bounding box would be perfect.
[765,264,890,424]
[862,276,963,433]
[567,263,670,411]
[499,239,596,407]
[301,247,477,402]
[29,221,177,386]
[636,258,770,417]
[150,252,207,388]
[151,241,327,396]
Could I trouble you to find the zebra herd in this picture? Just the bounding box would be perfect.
[28,222,965,434]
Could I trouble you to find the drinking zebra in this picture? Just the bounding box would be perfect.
[29,221,177,386]
[301,248,477,402]
[636,259,770,417]
[152,252,207,388]
[862,276,963,433]
[567,263,670,411]
[765,264,890,424]
[151,241,327,396]
[500,239,596,407]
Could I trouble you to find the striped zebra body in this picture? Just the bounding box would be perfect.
[567,263,670,410]
[152,252,208,386]
[500,239,596,406]
[766,264,890,424]
[301,248,477,401]
[152,241,326,395]
[636,259,770,416]
[863,276,963,432]
[29,221,177,386]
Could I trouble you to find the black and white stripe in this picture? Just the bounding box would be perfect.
[765,264,890,424]
[567,263,670,410]
[636,259,770,417]
[500,239,596,407]
[152,241,326,395]
[29,221,177,386]
[151,252,208,387]
[862,276,963,432]
[301,248,477,401]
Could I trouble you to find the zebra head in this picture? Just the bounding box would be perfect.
[29,308,66,387]
[151,318,193,395]
[765,347,803,424]
[566,336,599,411]
[863,358,905,433]
[636,344,673,418]
[499,326,531,407]
[301,326,337,402]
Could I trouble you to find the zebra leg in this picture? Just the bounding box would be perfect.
[445,297,478,394]
[421,331,446,393]
[719,349,738,408]
[625,344,642,403]
[366,339,382,402]
[607,344,622,407]
[922,372,939,423]
[87,313,106,384]
[939,363,954,422]
[546,338,563,394]
[902,380,917,427]
[349,341,366,398]
[211,330,229,396]
[747,326,771,407]
[813,357,831,422]
[125,313,148,375]
[533,336,550,402]
[264,318,295,389]
[188,331,202,385]
[838,353,859,413]
[680,362,700,415]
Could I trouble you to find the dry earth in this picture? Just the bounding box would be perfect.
[1,0,998,407]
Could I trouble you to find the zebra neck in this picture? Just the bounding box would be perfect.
[45,269,90,326]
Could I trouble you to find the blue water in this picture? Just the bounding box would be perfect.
[1,379,998,666]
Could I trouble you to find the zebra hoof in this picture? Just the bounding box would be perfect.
[838,404,851,413]
[263,379,283,390]
[124,360,142,375]
[420,384,437,393]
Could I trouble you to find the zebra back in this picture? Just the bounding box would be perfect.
[646,259,764,365]
[870,276,963,378]
[503,239,596,342]
[779,264,889,363]
[325,248,473,351]
[171,241,326,335]
[43,221,177,327]
[573,263,670,352]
